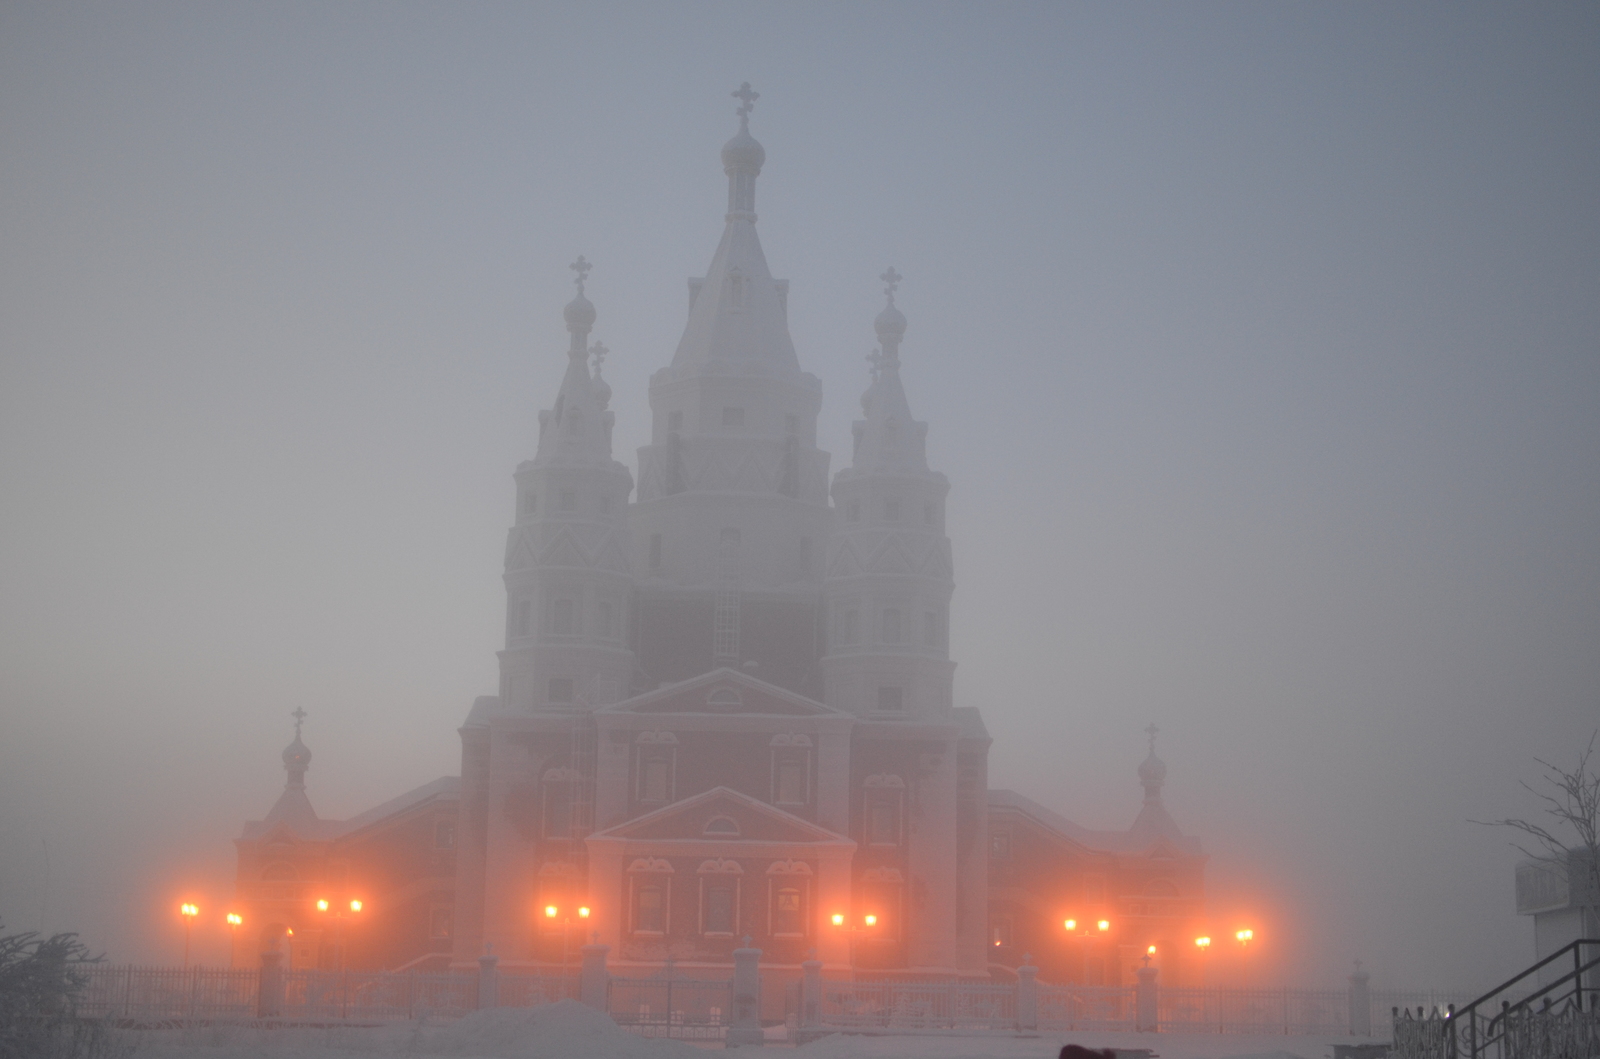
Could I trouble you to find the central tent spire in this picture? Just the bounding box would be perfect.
[667,84,800,375]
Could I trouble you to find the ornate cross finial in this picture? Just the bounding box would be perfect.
[866,347,884,381]
[589,341,608,373]
[880,266,902,301]
[1144,722,1159,751]
[569,255,592,294]
[291,707,307,738]
[732,82,759,120]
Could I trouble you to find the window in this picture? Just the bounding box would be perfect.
[775,757,805,805]
[877,686,903,712]
[634,884,665,933]
[649,533,662,571]
[722,406,745,428]
[668,410,683,433]
[922,609,942,648]
[884,499,900,522]
[548,678,574,704]
[430,908,453,939]
[640,754,671,803]
[544,782,572,838]
[552,598,575,635]
[558,489,577,511]
[704,885,735,934]
[990,919,1012,950]
[704,816,740,836]
[847,498,860,522]
[773,886,803,936]
[435,820,456,849]
[868,796,899,844]
[597,599,615,638]
[516,600,532,637]
[989,831,1011,859]
[522,491,537,515]
[881,608,902,644]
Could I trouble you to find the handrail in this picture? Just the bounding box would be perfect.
[1453,938,1598,1019]
[1432,938,1600,1059]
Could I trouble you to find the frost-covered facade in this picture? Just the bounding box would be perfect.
[232,91,1209,988]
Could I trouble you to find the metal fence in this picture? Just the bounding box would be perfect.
[79,965,259,1021]
[606,972,734,1040]
[1037,983,1136,1031]
[807,978,1017,1031]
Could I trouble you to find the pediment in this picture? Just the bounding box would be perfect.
[825,539,863,578]
[867,537,914,575]
[587,786,850,845]
[599,668,843,717]
[538,530,589,569]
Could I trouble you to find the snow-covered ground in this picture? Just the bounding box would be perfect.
[122,999,1381,1059]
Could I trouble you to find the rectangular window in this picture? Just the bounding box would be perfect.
[552,598,575,635]
[559,489,577,511]
[704,884,734,934]
[877,686,904,712]
[435,819,456,849]
[990,918,1012,949]
[516,600,532,637]
[722,406,745,428]
[649,533,662,571]
[634,882,665,934]
[773,884,804,936]
[868,796,900,844]
[990,831,1011,859]
[640,754,671,803]
[544,784,572,837]
[548,678,574,704]
[775,755,805,804]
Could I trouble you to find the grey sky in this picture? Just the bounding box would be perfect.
[1,2,1596,991]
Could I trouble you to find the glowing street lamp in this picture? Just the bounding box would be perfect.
[541,904,591,968]
[1147,945,1157,956]
[1097,919,1111,933]
[1195,936,1211,950]
[1063,919,1077,932]
[1235,928,1254,946]
[179,903,199,969]
[315,896,365,970]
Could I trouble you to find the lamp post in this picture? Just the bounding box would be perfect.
[179,903,199,969]
[1063,916,1113,983]
[830,912,879,971]
[542,904,591,969]
[314,897,364,971]
[226,913,243,967]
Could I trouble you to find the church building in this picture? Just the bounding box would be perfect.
[231,87,1208,990]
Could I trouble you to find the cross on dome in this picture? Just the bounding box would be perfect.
[570,255,592,294]
[589,341,608,373]
[732,82,759,119]
[1144,722,1159,751]
[866,347,884,381]
[880,266,902,302]
[292,706,307,738]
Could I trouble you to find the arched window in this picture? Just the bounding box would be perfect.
[551,598,575,635]
[704,816,740,836]
[634,884,665,933]
[773,887,803,936]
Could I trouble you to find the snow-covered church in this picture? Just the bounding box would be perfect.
[232,88,1208,989]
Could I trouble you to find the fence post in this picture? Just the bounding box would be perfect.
[1016,956,1039,1032]
[257,950,284,1018]
[580,936,610,1012]
[1135,959,1159,1032]
[1348,964,1371,1037]
[477,947,499,1010]
[801,953,822,1028]
[727,935,764,1048]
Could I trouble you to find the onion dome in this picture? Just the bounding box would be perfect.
[565,255,597,335]
[282,733,312,772]
[722,123,766,174]
[1138,749,1167,788]
[874,266,907,340]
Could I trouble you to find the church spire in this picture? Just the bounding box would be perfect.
[537,256,617,466]
[850,267,928,476]
[723,83,764,218]
[264,707,318,829]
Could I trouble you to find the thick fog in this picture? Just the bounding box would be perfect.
[1,2,1595,994]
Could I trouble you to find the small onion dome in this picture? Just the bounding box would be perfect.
[593,372,612,407]
[282,734,312,772]
[721,124,766,173]
[874,300,907,339]
[1138,749,1167,788]
[564,290,596,333]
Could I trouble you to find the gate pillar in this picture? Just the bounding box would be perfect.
[256,949,284,1018]
[1016,957,1039,1032]
[580,938,610,1011]
[1135,959,1159,1031]
[727,936,764,1048]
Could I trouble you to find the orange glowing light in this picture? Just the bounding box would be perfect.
[1147,945,1157,955]
[1064,919,1077,931]
[226,913,243,927]
[864,914,878,927]
[1097,919,1110,932]
[1235,928,1254,945]
[285,928,294,937]
[545,905,558,918]
[1195,936,1211,949]
[316,899,330,912]
[831,913,845,926]
[179,903,199,919]
[349,899,362,913]
[578,906,591,918]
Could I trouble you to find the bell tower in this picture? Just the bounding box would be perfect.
[499,258,636,711]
